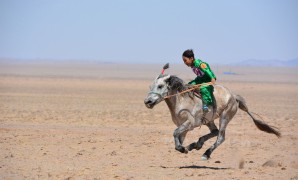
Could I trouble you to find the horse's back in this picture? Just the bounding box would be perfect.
[214,84,236,111]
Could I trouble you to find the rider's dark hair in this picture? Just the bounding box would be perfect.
[182,49,195,59]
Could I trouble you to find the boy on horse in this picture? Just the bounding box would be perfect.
[182,49,216,112]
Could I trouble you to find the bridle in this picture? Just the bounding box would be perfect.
[148,91,164,100]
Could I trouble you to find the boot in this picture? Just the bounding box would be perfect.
[202,104,209,113]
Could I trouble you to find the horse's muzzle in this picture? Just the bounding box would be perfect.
[144,98,155,109]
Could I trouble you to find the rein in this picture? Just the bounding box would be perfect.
[163,82,213,100]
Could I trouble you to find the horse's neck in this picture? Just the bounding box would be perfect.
[165,89,185,123]
[165,89,177,112]
[165,88,201,117]
[165,95,179,124]
[165,87,195,108]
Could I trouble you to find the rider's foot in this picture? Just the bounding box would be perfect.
[203,104,209,113]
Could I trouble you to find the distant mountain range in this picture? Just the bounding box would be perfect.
[231,59,298,67]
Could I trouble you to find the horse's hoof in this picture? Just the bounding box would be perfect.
[184,148,188,154]
[186,143,196,151]
[175,146,188,154]
[201,155,209,161]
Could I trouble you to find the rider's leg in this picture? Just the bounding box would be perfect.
[200,85,213,112]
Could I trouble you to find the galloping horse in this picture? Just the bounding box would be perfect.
[144,65,280,160]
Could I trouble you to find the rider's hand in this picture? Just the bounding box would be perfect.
[211,78,216,85]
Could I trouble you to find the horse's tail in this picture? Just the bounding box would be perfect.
[235,94,281,138]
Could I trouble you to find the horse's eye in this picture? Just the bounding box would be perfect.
[158,85,164,89]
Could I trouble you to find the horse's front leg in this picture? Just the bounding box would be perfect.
[173,120,191,154]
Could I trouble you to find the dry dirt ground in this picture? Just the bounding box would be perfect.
[0,62,298,179]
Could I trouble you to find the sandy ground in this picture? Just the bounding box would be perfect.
[0,62,298,179]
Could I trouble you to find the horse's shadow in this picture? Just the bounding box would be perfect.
[160,165,229,170]
[179,165,229,170]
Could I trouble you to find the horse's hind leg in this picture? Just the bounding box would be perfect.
[201,119,228,160]
[187,122,218,151]
[201,102,238,160]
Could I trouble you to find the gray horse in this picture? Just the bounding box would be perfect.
[144,73,280,160]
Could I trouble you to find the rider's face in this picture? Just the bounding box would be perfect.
[182,56,194,67]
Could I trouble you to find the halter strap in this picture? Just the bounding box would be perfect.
[148,91,164,99]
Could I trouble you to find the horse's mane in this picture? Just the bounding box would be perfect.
[169,76,187,92]
[158,74,187,92]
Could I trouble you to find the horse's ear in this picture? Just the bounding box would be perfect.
[163,75,171,83]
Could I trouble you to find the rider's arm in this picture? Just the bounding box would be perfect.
[199,63,216,83]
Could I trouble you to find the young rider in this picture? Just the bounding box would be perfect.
[182,49,216,112]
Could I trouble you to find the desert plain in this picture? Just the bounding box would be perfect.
[0,61,298,179]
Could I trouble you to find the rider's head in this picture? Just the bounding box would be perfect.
[182,49,195,67]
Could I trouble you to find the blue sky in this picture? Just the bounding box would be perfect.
[1,0,297,64]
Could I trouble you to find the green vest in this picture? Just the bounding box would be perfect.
[192,59,216,81]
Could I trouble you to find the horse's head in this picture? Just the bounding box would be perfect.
[144,74,184,109]
[144,74,171,109]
